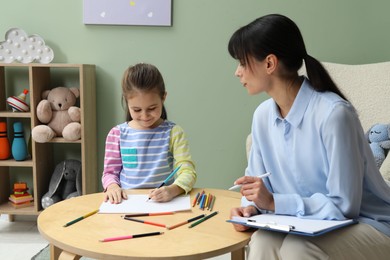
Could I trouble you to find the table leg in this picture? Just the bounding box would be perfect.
[58,250,82,260]
[231,246,245,260]
[50,244,61,260]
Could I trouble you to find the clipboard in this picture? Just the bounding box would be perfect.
[227,214,358,237]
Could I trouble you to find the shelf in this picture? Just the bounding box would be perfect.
[0,159,33,167]
[0,111,31,118]
[0,202,39,215]
[0,63,97,218]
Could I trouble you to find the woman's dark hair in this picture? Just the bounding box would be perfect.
[121,63,167,121]
[228,14,347,100]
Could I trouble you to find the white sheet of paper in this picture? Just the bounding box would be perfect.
[231,215,355,234]
[98,194,191,214]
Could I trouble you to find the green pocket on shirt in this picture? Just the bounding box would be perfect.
[121,148,138,168]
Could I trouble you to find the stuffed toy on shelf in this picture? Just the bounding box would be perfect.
[41,159,82,209]
[31,86,81,143]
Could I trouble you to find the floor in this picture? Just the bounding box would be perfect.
[0,214,231,260]
[0,214,47,260]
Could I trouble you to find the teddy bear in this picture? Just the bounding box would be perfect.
[31,86,81,143]
[366,123,390,169]
[41,159,82,209]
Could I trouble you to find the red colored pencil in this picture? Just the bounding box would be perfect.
[124,217,167,228]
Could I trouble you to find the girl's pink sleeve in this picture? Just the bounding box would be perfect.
[102,126,122,190]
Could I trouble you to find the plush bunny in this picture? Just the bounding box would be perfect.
[31,86,81,143]
[366,123,390,169]
[41,159,82,209]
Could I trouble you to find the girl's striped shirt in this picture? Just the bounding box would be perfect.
[102,120,196,193]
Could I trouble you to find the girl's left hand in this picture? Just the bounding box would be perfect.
[235,176,275,211]
[148,184,183,202]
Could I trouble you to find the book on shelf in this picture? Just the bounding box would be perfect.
[9,196,33,204]
[9,192,32,198]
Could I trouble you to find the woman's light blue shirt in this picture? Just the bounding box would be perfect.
[243,78,390,236]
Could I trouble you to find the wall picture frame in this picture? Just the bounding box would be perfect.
[83,0,172,26]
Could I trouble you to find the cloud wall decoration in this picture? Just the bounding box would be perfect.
[0,28,54,64]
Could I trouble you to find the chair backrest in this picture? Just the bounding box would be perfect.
[247,61,390,183]
[318,62,390,132]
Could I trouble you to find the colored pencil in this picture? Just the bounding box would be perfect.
[209,195,216,211]
[192,192,200,207]
[147,165,182,201]
[166,214,206,230]
[124,217,167,228]
[197,190,205,205]
[188,211,219,228]
[99,231,164,242]
[63,209,99,227]
[122,212,174,218]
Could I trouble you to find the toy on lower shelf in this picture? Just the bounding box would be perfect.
[8,182,33,209]
[11,121,28,161]
[0,121,11,160]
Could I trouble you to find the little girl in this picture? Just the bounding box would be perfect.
[102,63,197,204]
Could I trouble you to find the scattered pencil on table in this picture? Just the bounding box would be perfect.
[196,190,205,205]
[188,211,219,228]
[193,190,216,211]
[208,196,216,211]
[147,165,182,201]
[123,217,167,228]
[63,209,99,227]
[122,212,174,218]
[192,192,200,207]
[166,214,206,230]
[99,231,164,242]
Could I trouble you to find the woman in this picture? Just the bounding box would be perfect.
[228,14,390,260]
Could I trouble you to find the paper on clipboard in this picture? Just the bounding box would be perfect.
[227,214,357,236]
[99,194,191,214]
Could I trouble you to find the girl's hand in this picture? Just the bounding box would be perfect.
[235,176,275,211]
[148,184,183,202]
[104,183,128,204]
[230,206,258,232]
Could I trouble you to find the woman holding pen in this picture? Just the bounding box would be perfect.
[228,14,390,259]
[102,63,197,204]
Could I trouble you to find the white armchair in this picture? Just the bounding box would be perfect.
[246,61,390,184]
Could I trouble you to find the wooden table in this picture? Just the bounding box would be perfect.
[37,188,252,260]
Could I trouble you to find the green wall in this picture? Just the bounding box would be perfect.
[2,0,390,191]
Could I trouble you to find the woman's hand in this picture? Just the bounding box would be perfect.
[235,176,275,211]
[148,184,183,202]
[230,206,258,231]
[104,183,128,204]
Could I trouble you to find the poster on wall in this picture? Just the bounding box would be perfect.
[83,0,172,26]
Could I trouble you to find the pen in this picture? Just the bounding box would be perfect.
[124,217,167,228]
[188,211,219,228]
[147,165,182,201]
[63,209,99,227]
[166,214,206,230]
[122,212,174,218]
[99,231,164,242]
[228,172,271,191]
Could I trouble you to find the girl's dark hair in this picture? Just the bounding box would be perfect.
[121,63,168,121]
[228,14,347,100]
